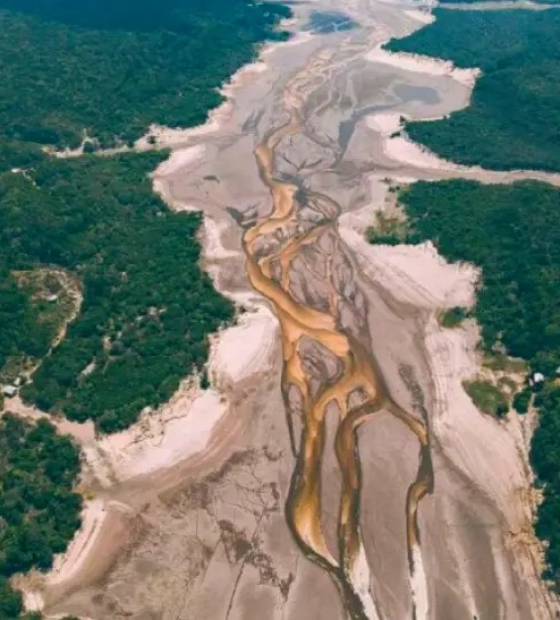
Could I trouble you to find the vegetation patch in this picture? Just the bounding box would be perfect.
[483,353,528,374]
[0,0,288,434]
[0,414,82,617]
[397,180,560,375]
[0,269,81,382]
[386,9,560,172]
[441,307,468,329]
[366,212,408,245]
[440,0,555,4]
[463,380,509,418]
[0,153,237,433]
[0,0,291,159]
[395,178,560,584]
[531,386,560,582]
[0,0,290,609]
[0,269,54,380]
[513,387,532,414]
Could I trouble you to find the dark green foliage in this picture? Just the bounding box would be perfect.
[200,371,210,390]
[0,0,291,33]
[0,0,290,155]
[0,0,285,608]
[0,416,82,618]
[531,387,560,581]
[383,0,560,590]
[0,143,44,174]
[0,268,53,371]
[441,0,554,4]
[399,180,560,373]
[0,154,234,432]
[386,9,560,171]
[463,380,509,418]
[513,387,532,414]
[0,577,22,619]
[0,0,286,431]
[0,415,81,592]
[441,307,468,328]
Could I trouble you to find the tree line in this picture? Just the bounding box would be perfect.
[0,415,82,618]
[393,178,560,586]
[0,153,234,432]
[0,0,291,158]
[386,9,560,172]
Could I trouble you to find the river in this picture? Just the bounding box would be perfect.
[44,0,559,618]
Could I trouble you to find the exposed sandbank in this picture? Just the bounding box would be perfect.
[366,43,480,88]
[366,112,465,172]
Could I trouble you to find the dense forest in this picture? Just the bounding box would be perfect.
[0,415,82,617]
[397,180,560,373]
[0,267,53,374]
[0,0,290,157]
[386,9,560,171]
[0,0,290,431]
[0,0,288,613]
[531,386,560,582]
[0,153,234,432]
[393,179,560,583]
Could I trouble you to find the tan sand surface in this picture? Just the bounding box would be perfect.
[366,43,481,88]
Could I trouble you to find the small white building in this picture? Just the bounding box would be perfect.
[2,385,17,398]
[530,372,545,386]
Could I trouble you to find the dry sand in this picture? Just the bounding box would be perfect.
[403,9,436,25]
[339,188,479,311]
[366,112,466,172]
[84,389,227,484]
[341,172,554,617]
[366,43,481,88]
[343,175,535,497]
[26,48,284,596]
[47,499,109,588]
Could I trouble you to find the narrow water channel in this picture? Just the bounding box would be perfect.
[242,41,432,619]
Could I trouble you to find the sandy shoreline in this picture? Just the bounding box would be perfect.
[366,43,481,88]
[340,164,554,615]
[366,112,467,172]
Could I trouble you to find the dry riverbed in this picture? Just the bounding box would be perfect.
[18,1,559,619]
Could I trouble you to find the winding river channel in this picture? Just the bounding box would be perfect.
[243,46,433,618]
[150,0,560,617]
[44,1,560,619]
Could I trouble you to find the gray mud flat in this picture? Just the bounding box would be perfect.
[47,1,558,619]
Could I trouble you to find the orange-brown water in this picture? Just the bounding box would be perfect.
[242,57,432,619]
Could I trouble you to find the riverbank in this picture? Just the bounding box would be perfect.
[386,7,560,172]
[16,16,297,616]
[366,1,560,609]
[0,1,295,617]
[25,1,560,618]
